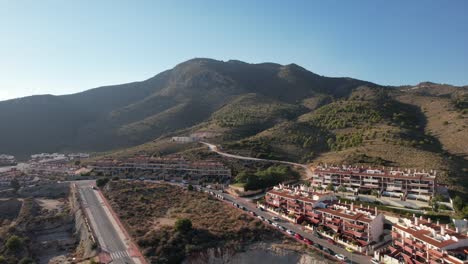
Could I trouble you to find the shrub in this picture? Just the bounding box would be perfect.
[175,218,192,233]
[6,235,23,252]
[18,257,34,264]
[96,178,110,188]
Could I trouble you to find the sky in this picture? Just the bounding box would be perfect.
[1,0,467,101]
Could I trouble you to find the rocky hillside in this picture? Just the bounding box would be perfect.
[0,58,372,159]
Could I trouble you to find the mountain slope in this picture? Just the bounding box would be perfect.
[0,58,371,159]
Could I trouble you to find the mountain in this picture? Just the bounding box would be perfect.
[0,58,372,159]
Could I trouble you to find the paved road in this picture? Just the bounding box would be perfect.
[76,181,135,264]
[204,188,371,264]
[201,142,314,178]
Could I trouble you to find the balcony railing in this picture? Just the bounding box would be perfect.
[394,240,404,248]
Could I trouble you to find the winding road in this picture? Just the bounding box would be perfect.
[201,142,314,178]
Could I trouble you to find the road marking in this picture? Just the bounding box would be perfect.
[110,250,129,260]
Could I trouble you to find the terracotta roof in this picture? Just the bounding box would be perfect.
[316,207,370,223]
[267,190,318,204]
[393,224,463,249]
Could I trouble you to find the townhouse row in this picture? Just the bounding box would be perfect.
[90,155,231,183]
[264,184,384,254]
[311,165,437,201]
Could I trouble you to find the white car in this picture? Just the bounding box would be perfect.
[335,254,346,261]
[272,216,280,221]
[286,230,295,235]
[272,222,279,227]
[371,259,380,264]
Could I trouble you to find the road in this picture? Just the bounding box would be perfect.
[200,142,314,178]
[76,181,140,264]
[203,187,371,264]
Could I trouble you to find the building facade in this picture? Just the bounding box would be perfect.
[377,216,468,264]
[91,156,231,183]
[311,165,436,201]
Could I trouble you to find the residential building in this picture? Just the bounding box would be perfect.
[265,184,336,221]
[377,216,468,264]
[311,165,437,201]
[0,154,17,166]
[90,155,231,183]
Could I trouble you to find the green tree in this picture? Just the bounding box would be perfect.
[0,256,6,264]
[453,196,464,212]
[187,185,194,191]
[338,185,347,193]
[326,183,334,191]
[10,179,20,193]
[175,218,192,233]
[96,178,110,188]
[6,235,23,252]
[18,257,34,264]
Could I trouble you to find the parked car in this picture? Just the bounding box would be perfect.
[257,215,265,221]
[266,220,273,224]
[258,207,264,211]
[345,247,354,253]
[272,222,279,227]
[313,244,322,250]
[322,247,331,254]
[294,233,303,240]
[278,226,286,231]
[303,238,313,245]
[250,211,257,216]
[272,216,280,221]
[335,254,346,261]
[371,259,380,264]
[286,230,295,236]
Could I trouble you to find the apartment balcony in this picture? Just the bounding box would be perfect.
[344,229,366,238]
[325,223,340,231]
[411,188,429,193]
[404,246,414,254]
[363,178,379,183]
[386,186,402,191]
[409,183,429,187]
[305,205,313,211]
[428,249,444,258]
[391,232,401,239]
[306,211,321,218]
[404,238,413,245]
[394,240,404,248]
[414,241,425,250]
[345,222,366,230]
[363,184,379,188]
[331,218,341,224]
[415,250,426,259]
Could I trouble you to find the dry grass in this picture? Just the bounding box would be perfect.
[104,181,296,263]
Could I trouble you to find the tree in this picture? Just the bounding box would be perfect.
[10,179,20,193]
[175,218,192,233]
[187,185,194,191]
[338,185,347,193]
[96,178,110,188]
[453,196,464,212]
[6,235,23,252]
[371,190,379,197]
[326,183,334,191]
[0,256,6,264]
[18,257,34,264]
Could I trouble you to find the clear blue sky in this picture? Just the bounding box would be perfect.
[1,0,467,100]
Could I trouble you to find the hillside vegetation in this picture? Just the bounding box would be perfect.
[104,181,301,264]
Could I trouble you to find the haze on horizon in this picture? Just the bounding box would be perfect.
[1,0,468,101]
